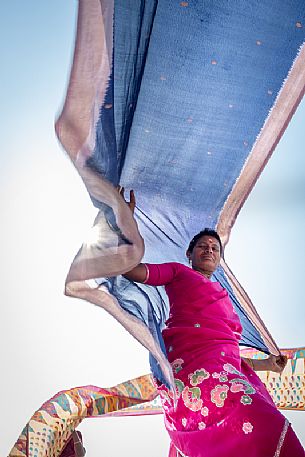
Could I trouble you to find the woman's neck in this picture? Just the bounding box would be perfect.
[192,266,213,279]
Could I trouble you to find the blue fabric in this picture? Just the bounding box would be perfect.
[90,0,305,384]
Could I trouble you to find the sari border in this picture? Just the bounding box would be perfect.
[274,418,290,457]
[221,259,279,354]
[217,42,305,247]
[215,43,305,357]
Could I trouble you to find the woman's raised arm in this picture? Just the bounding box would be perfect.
[242,354,287,373]
[118,187,147,283]
[123,264,147,283]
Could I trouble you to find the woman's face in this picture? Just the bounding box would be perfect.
[188,235,221,274]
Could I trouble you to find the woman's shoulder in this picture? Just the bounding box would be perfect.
[144,262,193,283]
[160,262,189,270]
[163,262,194,276]
[153,262,191,278]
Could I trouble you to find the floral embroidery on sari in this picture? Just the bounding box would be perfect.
[211,384,229,407]
[201,406,209,416]
[229,378,256,395]
[223,363,245,377]
[172,358,184,374]
[240,394,252,405]
[182,386,203,411]
[174,379,185,397]
[229,382,244,393]
[188,368,210,386]
[164,378,186,402]
[212,371,228,382]
[242,422,254,434]
[159,389,172,405]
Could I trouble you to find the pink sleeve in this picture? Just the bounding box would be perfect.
[143,262,179,286]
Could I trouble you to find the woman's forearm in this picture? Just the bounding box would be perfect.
[123,263,147,283]
[242,357,269,372]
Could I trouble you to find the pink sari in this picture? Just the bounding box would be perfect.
[144,263,304,457]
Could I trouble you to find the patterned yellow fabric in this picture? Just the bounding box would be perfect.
[241,347,305,410]
[9,375,157,457]
[9,348,304,456]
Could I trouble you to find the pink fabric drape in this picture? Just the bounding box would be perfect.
[145,263,304,456]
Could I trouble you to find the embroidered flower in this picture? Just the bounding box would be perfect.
[173,379,185,398]
[189,368,210,386]
[223,363,236,373]
[242,422,253,434]
[211,371,227,381]
[159,389,171,405]
[223,363,244,376]
[219,373,228,382]
[229,378,256,395]
[211,384,229,407]
[241,395,252,405]
[182,386,203,412]
[201,406,209,417]
[172,358,184,374]
[230,383,245,393]
[198,422,206,430]
[182,418,187,427]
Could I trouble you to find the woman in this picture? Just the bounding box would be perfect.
[121,189,304,457]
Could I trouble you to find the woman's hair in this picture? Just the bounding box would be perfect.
[187,228,223,255]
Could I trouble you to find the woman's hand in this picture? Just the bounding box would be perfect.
[243,354,288,373]
[265,354,288,373]
[118,186,136,214]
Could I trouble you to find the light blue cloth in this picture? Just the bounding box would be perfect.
[89,0,305,384]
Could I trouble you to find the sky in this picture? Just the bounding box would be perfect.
[1,2,304,456]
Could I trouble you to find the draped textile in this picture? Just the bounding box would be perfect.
[142,263,303,457]
[9,2,305,455]
[9,348,305,456]
[241,347,305,411]
[9,375,157,457]
[55,0,305,386]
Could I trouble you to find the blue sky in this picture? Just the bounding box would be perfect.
[1,2,304,455]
